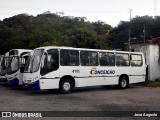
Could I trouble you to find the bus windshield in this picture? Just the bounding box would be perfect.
[24,49,44,73]
[0,57,7,76]
[7,56,19,74]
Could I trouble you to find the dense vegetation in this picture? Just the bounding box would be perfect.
[0,11,112,54]
[109,16,160,49]
[0,11,160,54]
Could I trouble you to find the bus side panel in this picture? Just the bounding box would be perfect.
[40,78,59,89]
[128,64,146,83]
[129,76,145,84]
[78,66,101,87]
[40,69,60,89]
[60,66,80,83]
[99,66,118,85]
[129,66,146,84]
[77,77,99,87]
[114,66,145,84]
[100,77,119,85]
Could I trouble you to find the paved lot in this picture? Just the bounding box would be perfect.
[0,83,160,120]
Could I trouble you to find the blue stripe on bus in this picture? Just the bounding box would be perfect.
[23,80,40,90]
[9,78,19,86]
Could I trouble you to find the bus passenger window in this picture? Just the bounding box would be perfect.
[130,55,143,66]
[116,54,130,66]
[99,52,115,66]
[80,51,98,66]
[60,50,79,66]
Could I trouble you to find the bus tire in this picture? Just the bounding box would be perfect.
[119,76,129,89]
[59,79,73,94]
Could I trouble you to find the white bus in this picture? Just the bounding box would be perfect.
[0,55,4,80]
[0,55,3,62]
[6,49,32,86]
[23,46,146,93]
[0,52,9,82]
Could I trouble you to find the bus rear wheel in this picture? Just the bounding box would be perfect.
[59,79,73,94]
[119,76,129,89]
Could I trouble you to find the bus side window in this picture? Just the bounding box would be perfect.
[130,54,143,66]
[116,54,130,66]
[60,50,79,66]
[80,51,98,66]
[99,52,115,66]
[80,51,89,66]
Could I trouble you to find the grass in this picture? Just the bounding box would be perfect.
[134,80,160,88]
[145,80,160,88]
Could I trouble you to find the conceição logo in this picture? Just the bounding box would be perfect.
[90,68,115,75]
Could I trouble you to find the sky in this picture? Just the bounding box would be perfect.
[0,0,159,27]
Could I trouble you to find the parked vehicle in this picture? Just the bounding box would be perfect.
[23,46,146,93]
[6,49,32,86]
[0,52,9,82]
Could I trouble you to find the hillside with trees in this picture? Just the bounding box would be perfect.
[108,16,160,49]
[0,11,112,54]
[0,12,160,54]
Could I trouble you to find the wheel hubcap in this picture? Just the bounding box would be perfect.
[63,82,71,91]
[121,79,127,87]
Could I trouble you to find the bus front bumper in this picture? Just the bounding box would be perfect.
[8,78,19,86]
[0,78,7,83]
[23,80,40,90]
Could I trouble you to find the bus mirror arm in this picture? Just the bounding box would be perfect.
[21,58,25,65]
[20,66,25,73]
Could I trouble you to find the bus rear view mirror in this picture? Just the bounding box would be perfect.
[21,58,25,66]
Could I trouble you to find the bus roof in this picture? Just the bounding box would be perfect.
[35,46,144,55]
[9,49,32,56]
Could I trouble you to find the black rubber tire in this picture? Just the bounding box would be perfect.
[119,76,129,89]
[59,79,73,94]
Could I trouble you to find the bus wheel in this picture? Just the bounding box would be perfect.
[59,79,73,94]
[119,76,129,89]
